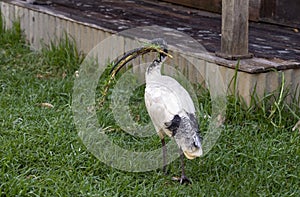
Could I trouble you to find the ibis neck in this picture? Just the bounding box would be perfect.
[145,59,163,81]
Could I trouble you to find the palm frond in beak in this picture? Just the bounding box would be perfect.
[99,42,172,107]
[110,44,172,78]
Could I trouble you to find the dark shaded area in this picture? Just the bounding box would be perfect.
[260,0,300,28]
[28,0,300,62]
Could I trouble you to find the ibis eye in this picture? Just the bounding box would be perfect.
[193,136,201,148]
[193,141,199,148]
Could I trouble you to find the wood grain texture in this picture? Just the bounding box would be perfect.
[220,0,249,56]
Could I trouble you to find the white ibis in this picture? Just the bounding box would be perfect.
[110,38,203,184]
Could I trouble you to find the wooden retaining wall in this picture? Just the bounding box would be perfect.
[1,0,299,106]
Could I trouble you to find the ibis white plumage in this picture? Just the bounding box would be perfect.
[111,38,203,184]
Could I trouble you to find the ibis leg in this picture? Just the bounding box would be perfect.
[179,152,191,184]
[161,138,167,174]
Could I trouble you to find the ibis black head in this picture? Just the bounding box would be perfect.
[150,38,168,62]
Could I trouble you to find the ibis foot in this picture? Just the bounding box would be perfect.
[171,175,191,184]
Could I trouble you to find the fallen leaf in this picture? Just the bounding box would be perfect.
[75,70,79,78]
[26,175,37,179]
[292,120,300,133]
[36,72,52,79]
[38,103,54,108]
[62,72,67,79]
[36,74,44,79]
[171,176,181,181]
[216,114,225,127]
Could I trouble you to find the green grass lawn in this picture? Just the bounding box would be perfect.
[0,20,300,196]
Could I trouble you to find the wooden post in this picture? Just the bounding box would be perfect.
[216,0,253,60]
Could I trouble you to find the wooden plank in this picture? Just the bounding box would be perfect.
[249,0,261,20]
[162,0,222,13]
[1,2,11,29]
[162,0,260,21]
[32,11,39,49]
[260,0,276,18]
[216,0,252,59]
[261,0,300,28]
[29,10,35,46]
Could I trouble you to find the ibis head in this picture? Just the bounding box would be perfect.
[166,113,203,160]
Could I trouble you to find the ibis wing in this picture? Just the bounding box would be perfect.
[161,75,196,113]
[144,78,196,137]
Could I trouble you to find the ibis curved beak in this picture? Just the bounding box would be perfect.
[110,40,172,78]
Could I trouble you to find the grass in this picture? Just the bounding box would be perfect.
[0,19,300,196]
